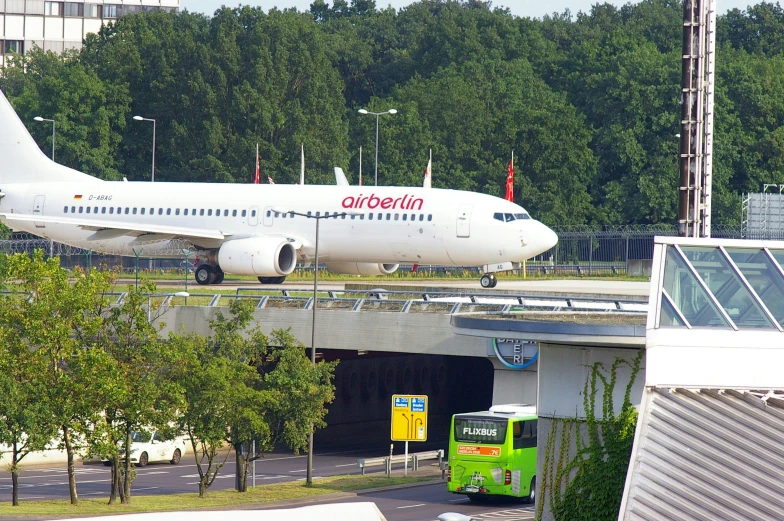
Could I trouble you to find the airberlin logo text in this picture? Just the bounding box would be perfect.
[342,194,424,211]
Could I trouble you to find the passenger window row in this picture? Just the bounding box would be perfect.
[269,210,434,222]
[63,205,435,223]
[64,206,256,218]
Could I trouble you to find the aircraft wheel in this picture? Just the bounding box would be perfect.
[480,274,494,288]
[272,276,286,284]
[195,265,215,285]
[213,271,225,284]
[258,277,271,284]
[489,275,498,288]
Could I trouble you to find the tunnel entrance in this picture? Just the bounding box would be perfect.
[315,352,494,452]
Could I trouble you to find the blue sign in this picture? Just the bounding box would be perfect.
[411,397,425,412]
[492,338,539,370]
[394,397,409,408]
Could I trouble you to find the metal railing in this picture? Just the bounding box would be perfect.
[135,288,649,315]
[9,289,646,316]
[357,449,444,477]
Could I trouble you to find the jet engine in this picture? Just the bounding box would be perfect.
[217,237,297,277]
[325,262,399,276]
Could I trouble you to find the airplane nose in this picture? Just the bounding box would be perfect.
[525,221,558,257]
[541,222,558,250]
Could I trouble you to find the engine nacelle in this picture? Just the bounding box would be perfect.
[217,237,297,277]
[325,262,399,276]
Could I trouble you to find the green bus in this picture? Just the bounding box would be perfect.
[446,404,537,502]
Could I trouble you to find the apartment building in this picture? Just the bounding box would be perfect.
[0,0,178,65]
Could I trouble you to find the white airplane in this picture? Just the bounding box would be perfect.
[0,90,557,288]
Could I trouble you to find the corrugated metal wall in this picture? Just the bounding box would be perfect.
[620,387,784,521]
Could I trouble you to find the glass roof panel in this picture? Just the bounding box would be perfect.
[726,248,784,327]
[769,249,784,269]
[662,247,731,328]
[660,293,688,327]
[680,246,776,329]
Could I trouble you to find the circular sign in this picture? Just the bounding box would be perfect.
[492,338,539,370]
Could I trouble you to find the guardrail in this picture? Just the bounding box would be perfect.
[4,289,648,316]
[357,449,444,477]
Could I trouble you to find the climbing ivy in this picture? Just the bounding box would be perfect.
[538,350,644,521]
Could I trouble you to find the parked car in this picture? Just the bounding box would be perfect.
[102,429,187,467]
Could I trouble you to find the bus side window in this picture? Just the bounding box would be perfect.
[514,420,537,449]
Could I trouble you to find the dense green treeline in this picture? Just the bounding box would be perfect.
[3,0,784,225]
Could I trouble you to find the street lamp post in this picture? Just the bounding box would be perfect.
[133,115,156,182]
[272,207,362,486]
[357,108,397,186]
[33,116,55,160]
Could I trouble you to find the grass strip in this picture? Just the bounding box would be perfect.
[0,474,437,517]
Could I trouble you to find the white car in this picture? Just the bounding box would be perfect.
[103,429,187,467]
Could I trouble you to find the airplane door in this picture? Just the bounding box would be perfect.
[456,204,472,238]
[263,207,274,227]
[33,195,46,228]
[249,206,259,226]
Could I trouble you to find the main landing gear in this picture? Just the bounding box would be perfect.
[195,264,224,285]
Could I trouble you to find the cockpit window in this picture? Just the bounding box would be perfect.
[494,212,530,222]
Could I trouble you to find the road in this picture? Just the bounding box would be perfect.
[0,448,381,501]
[0,449,537,521]
[270,482,536,521]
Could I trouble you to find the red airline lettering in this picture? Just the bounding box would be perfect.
[342,194,425,210]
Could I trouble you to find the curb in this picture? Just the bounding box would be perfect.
[230,476,445,511]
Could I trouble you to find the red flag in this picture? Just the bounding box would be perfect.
[504,159,514,202]
[423,157,432,188]
[254,144,260,184]
[411,264,419,272]
[268,176,275,184]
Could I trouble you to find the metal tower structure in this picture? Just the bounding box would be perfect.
[678,0,716,237]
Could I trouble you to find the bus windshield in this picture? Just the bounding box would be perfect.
[454,417,508,444]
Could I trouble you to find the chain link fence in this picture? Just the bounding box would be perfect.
[0,224,759,277]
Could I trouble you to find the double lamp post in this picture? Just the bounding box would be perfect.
[357,108,396,186]
[272,208,362,486]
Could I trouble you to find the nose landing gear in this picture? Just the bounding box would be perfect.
[480,261,522,289]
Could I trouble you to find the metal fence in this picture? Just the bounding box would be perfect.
[0,224,761,277]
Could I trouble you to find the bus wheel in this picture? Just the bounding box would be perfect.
[525,476,536,504]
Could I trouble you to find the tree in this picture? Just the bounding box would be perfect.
[170,300,336,495]
[8,48,131,180]
[0,252,114,505]
[90,280,180,504]
[0,327,57,506]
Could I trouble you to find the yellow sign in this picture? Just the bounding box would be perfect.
[391,394,428,441]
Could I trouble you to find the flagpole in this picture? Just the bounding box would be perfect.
[255,143,260,184]
[359,146,363,186]
[301,144,305,185]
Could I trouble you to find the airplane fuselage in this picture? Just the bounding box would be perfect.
[1,181,557,267]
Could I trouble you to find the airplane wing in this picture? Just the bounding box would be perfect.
[0,213,226,242]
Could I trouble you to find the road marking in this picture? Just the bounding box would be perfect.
[133,487,160,491]
[138,471,169,475]
[470,508,535,520]
[288,469,307,473]
[449,498,469,502]
[397,504,426,509]
[19,496,46,500]
[334,463,356,467]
